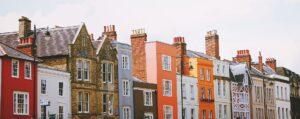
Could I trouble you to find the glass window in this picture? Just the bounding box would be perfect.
[84,93,89,113]
[123,80,130,96]
[208,89,212,100]
[108,95,113,115]
[144,113,153,119]
[83,61,90,81]
[162,55,171,71]
[217,80,221,96]
[13,92,29,115]
[58,106,63,119]
[59,82,63,96]
[164,105,173,119]
[191,108,195,119]
[191,85,195,100]
[206,69,211,81]
[25,62,31,79]
[200,68,204,80]
[12,59,19,77]
[123,107,130,119]
[163,80,172,96]
[102,62,114,83]
[77,60,83,80]
[41,80,46,94]
[182,84,186,99]
[144,91,153,106]
[202,110,206,119]
[201,88,205,99]
[122,55,129,69]
[103,94,107,112]
[223,81,226,97]
[78,92,83,113]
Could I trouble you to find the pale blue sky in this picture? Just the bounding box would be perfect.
[0,0,299,73]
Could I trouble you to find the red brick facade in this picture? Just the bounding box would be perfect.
[205,30,220,59]
[172,36,187,74]
[233,50,252,67]
[103,25,117,41]
[266,58,277,71]
[131,29,147,81]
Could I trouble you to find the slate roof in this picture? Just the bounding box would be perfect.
[186,50,212,59]
[0,42,34,61]
[92,36,107,55]
[0,25,81,57]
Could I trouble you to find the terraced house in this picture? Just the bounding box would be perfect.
[93,26,119,118]
[277,67,300,119]
[0,16,119,119]
[203,30,231,119]
[110,32,135,119]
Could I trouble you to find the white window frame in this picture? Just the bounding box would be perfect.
[144,112,154,119]
[12,59,19,78]
[24,61,31,79]
[108,95,114,115]
[123,106,130,119]
[83,61,90,81]
[84,92,90,113]
[164,105,173,119]
[122,55,129,69]
[102,61,114,83]
[162,55,171,71]
[77,59,83,80]
[144,90,153,106]
[123,80,130,96]
[58,106,63,119]
[163,79,172,97]
[13,91,29,115]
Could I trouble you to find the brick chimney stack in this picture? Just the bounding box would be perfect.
[266,58,277,71]
[19,16,32,38]
[258,51,264,73]
[233,49,252,68]
[103,25,117,41]
[17,16,35,56]
[173,36,187,74]
[205,30,220,59]
[131,28,147,81]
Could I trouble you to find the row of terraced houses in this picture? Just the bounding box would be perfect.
[0,16,299,119]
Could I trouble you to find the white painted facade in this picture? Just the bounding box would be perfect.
[213,59,231,119]
[271,74,291,119]
[213,59,230,77]
[37,65,71,119]
[177,75,199,119]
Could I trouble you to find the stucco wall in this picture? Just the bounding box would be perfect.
[37,66,71,119]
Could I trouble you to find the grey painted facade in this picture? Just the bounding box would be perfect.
[111,41,134,119]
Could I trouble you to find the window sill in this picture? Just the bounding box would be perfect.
[13,113,29,115]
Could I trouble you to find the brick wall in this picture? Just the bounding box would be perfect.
[131,29,147,81]
[205,30,220,59]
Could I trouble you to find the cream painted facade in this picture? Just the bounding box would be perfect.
[213,59,231,119]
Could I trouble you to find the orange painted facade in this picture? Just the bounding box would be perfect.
[146,41,178,119]
[187,57,215,119]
